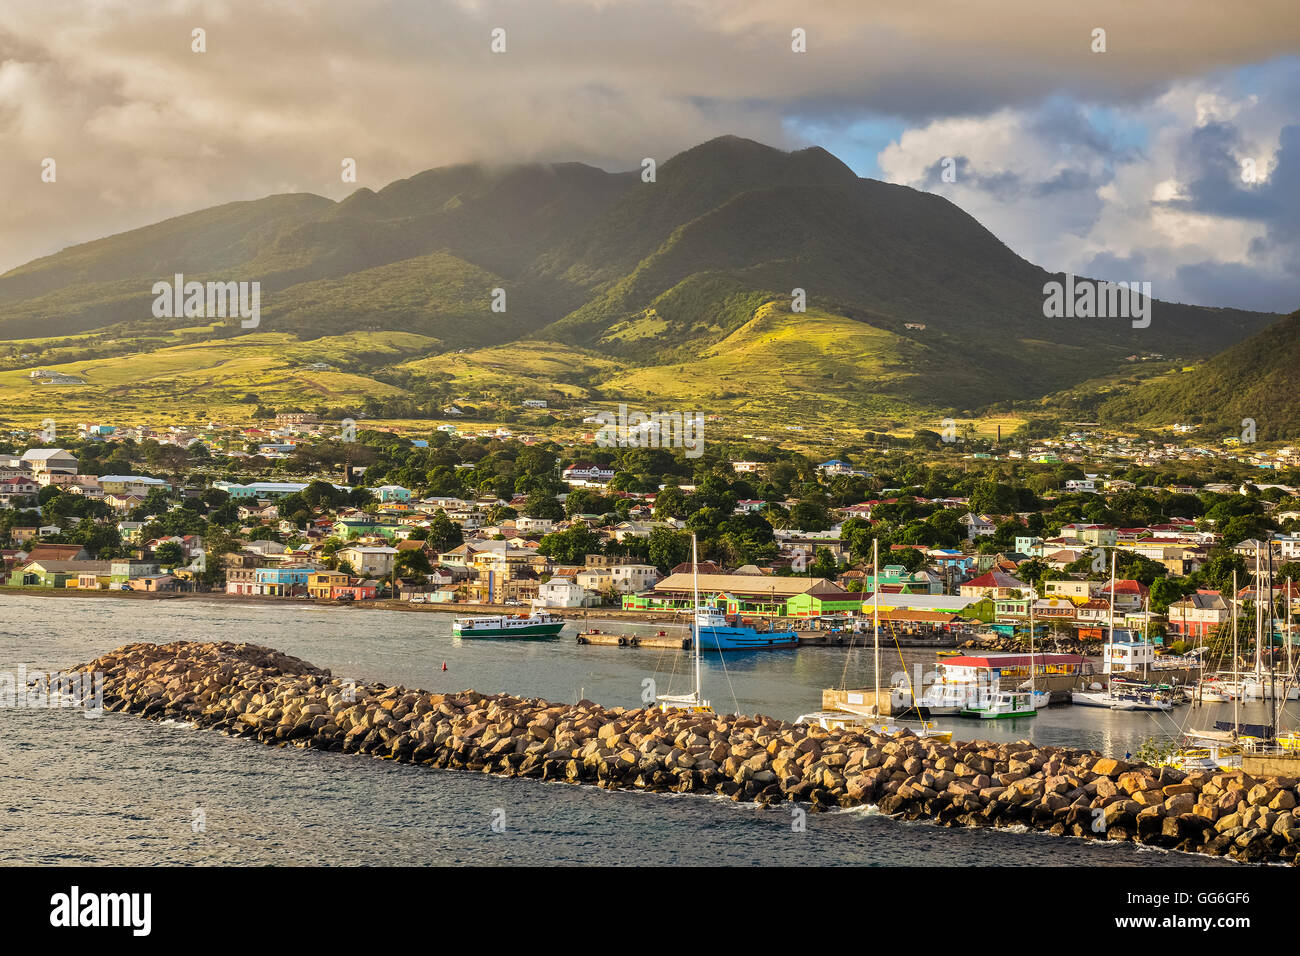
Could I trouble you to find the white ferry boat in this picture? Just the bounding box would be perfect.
[452,612,566,639]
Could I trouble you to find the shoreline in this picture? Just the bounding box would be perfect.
[0,586,685,624]
[0,586,1106,651]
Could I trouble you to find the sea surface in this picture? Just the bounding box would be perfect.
[3,595,1286,866]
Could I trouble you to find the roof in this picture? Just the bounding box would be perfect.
[962,569,1029,590]
[653,572,848,598]
[667,560,724,575]
[17,559,113,573]
[942,654,1088,668]
[22,448,74,460]
[1098,578,1148,594]
[873,609,962,624]
[868,593,976,612]
[23,545,86,560]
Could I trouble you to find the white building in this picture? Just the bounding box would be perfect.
[960,513,996,539]
[562,462,615,486]
[336,545,399,577]
[534,576,592,608]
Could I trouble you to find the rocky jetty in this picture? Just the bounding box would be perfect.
[962,634,1103,655]
[78,641,1300,864]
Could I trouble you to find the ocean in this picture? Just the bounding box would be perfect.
[2,594,1272,866]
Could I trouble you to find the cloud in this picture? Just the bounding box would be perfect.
[0,0,1297,316]
[876,59,1300,313]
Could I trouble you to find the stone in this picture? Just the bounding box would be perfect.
[1092,758,1131,777]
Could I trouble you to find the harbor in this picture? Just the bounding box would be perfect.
[69,634,1300,865]
[5,590,1296,868]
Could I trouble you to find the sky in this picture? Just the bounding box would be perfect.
[1,0,1298,312]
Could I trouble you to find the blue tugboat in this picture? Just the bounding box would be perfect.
[695,607,800,651]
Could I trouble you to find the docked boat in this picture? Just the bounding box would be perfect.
[1192,678,1231,703]
[1109,690,1174,712]
[1069,689,1115,708]
[917,679,978,716]
[799,538,951,740]
[1069,685,1173,711]
[960,690,1036,719]
[656,535,714,714]
[696,607,800,651]
[1162,744,1243,772]
[795,708,953,741]
[452,612,566,639]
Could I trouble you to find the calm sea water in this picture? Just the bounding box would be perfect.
[3,594,1279,866]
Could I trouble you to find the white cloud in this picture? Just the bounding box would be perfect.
[876,65,1299,311]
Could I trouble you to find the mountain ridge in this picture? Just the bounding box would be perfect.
[0,135,1288,431]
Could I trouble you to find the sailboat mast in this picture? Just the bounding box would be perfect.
[1107,549,1116,671]
[1268,545,1276,736]
[1142,594,1149,683]
[692,533,701,704]
[1029,585,1035,697]
[1288,577,1294,690]
[1233,568,1239,732]
[873,537,880,711]
[1255,546,1263,676]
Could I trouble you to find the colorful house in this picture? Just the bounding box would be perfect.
[254,566,315,596]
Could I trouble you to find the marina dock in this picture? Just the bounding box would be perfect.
[575,630,692,649]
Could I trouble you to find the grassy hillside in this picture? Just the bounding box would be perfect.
[1096,309,1300,440]
[0,134,1284,435]
[0,331,432,425]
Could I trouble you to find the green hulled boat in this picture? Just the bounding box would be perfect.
[452,612,566,639]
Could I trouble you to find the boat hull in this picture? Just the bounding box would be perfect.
[452,622,566,639]
[698,625,799,651]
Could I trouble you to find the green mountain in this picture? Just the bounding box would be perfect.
[1095,308,1300,440]
[0,135,1286,428]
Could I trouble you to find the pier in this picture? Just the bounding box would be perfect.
[575,630,691,649]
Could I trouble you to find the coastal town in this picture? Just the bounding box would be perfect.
[2,414,1298,646]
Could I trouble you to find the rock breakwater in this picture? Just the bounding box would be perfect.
[78,641,1300,864]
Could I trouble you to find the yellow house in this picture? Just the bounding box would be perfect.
[308,570,350,599]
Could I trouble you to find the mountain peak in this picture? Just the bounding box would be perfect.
[664,135,858,186]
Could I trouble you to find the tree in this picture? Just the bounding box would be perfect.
[537,525,602,565]
[395,548,433,577]
[653,485,688,520]
[789,498,831,532]
[425,512,463,552]
[523,491,564,521]
[1198,552,1248,594]
[154,541,185,568]
[646,527,692,573]
[810,547,838,579]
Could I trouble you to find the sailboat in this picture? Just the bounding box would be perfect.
[961,584,1042,719]
[1238,560,1299,700]
[1172,568,1257,770]
[655,534,713,714]
[1070,551,1173,711]
[1021,587,1052,708]
[797,538,952,740]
